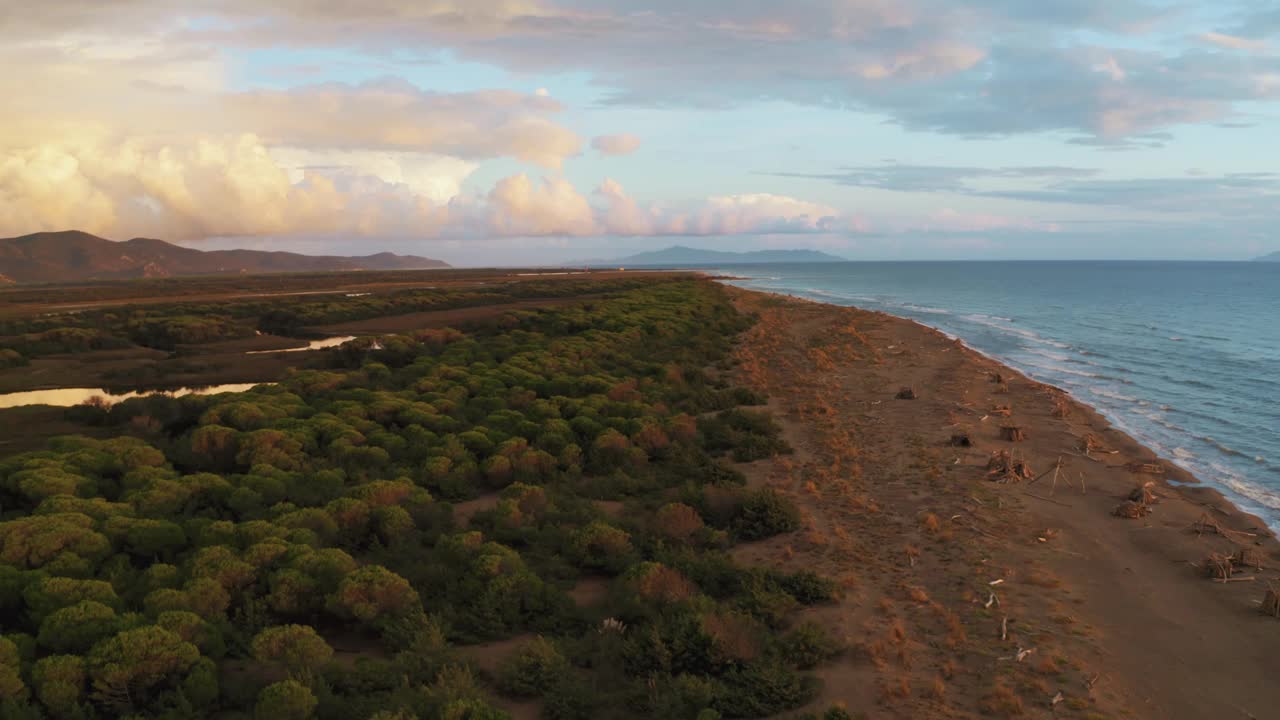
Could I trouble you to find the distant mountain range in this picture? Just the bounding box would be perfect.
[596,245,847,267]
[0,231,448,284]
[1256,251,1280,262]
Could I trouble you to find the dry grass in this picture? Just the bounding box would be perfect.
[928,674,947,700]
[979,681,1026,717]
[1034,655,1061,675]
[920,512,942,534]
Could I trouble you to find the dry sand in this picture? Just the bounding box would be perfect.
[724,287,1279,720]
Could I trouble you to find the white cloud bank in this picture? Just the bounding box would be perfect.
[0,133,859,240]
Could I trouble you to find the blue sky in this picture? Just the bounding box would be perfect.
[1,1,1278,264]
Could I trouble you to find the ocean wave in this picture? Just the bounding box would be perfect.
[1024,347,1073,363]
[1196,435,1249,459]
[895,303,952,315]
[1091,387,1141,403]
[960,314,1073,351]
[1206,463,1280,515]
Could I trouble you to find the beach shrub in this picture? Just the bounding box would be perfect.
[730,489,801,541]
[779,621,843,669]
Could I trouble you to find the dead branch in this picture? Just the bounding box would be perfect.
[1113,500,1152,519]
[1000,425,1027,442]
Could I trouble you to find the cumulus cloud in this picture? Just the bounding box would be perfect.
[483,175,600,236]
[0,132,858,240]
[591,134,642,156]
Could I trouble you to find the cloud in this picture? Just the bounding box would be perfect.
[780,161,1280,220]
[11,0,1275,146]
[114,0,1279,141]
[225,81,581,167]
[591,134,642,156]
[1199,32,1269,51]
[681,194,849,235]
[776,164,1099,193]
[902,208,1061,233]
[483,174,599,236]
[0,134,858,240]
[980,175,1280,215]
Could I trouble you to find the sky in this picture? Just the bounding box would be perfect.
[1,1,1278,265]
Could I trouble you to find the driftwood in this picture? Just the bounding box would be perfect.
[1263,585,1280,618]
[1128,481,1157,505]
[1203,553,1234,580]
[1233,547,1263,570]
[1050,392,1072,419]
[1000,426,1027,442]
[990,405,1013,418]
[1078,433,1107,454]
[896,386,917,400]
[1193,513,1260,540]
[1202,551,1262,582]
[1113,500,1151,519]
[987,450,1034,483]
[1126,462,1165,475]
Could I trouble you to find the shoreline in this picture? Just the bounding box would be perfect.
[720,279,1279,533]
[721,283,1280,719]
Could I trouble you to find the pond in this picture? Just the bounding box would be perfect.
[246,336,357,354]
[0,383,268,409]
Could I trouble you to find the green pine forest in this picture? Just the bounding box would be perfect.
[0,277,853,720]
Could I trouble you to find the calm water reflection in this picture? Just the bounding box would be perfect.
[0,383,266,409]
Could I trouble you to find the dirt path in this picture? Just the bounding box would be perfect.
[725,288,1280,720]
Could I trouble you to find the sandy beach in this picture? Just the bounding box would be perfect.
[722,286,1279,719]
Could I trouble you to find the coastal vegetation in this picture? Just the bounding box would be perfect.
[0,276,846,719]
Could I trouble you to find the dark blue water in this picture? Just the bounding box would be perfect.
[721,262,1280,526]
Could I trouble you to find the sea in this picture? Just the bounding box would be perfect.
[719,261,1280,527]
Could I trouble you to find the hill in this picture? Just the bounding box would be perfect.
[598,245,847,267]
[1255,251,1280,262]
[0,230,448,284]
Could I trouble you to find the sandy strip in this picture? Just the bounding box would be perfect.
[722,286,1278,720]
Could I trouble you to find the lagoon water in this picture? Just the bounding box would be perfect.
[0,383,266,410]
[246,336,357,354]
[723,261,1280,526]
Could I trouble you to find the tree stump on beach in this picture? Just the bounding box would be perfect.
[1128,482,1157,505]
[1203,553,1234,580]
[1233,548,1263,570]
[986,450,1033,483]
[1000,426,1026,442]
[1263,585,1280,618]
[896,386,917,400]
[991,372,1005,384]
